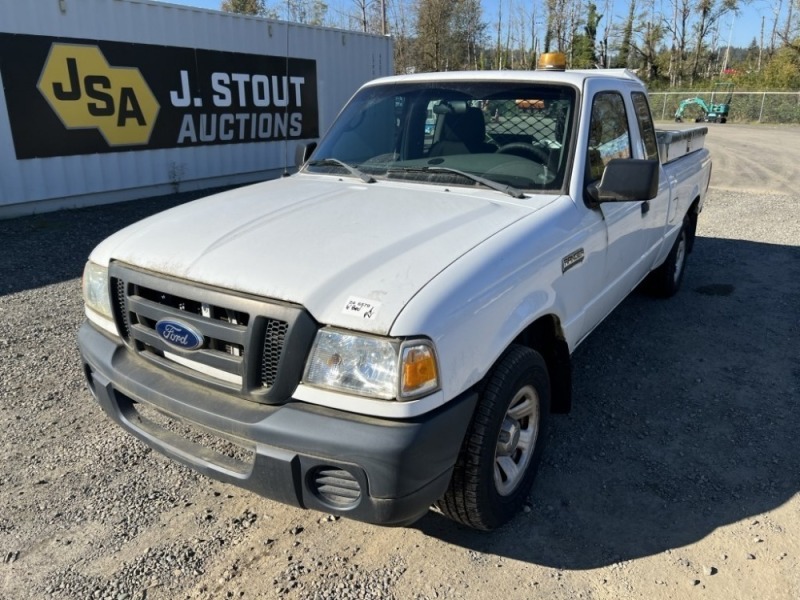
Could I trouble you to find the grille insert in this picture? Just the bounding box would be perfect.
[261,319,289,387]
[135,284,250,326]
[111,277,131,339]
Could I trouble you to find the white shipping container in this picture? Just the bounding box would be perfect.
[0,0,393,218]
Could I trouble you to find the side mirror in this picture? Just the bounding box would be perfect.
[587,159,659,204]
[294,141,317,168]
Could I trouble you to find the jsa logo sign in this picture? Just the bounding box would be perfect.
[37,44,160,146]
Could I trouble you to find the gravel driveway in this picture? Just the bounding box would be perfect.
[1,124,798,600]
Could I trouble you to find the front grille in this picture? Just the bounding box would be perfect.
[109,262,316,404]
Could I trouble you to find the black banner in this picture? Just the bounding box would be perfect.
[0,33,319,159]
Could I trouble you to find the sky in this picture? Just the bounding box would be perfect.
[151,0,785,50]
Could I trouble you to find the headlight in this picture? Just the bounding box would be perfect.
[304,329,439,400]
[82,261,112,320]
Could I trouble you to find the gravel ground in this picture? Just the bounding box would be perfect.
[1,124,799,600]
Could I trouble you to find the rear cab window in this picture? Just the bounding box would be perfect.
[631,91,659,161]
[585,91,631,183]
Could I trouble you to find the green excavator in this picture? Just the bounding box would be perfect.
[675,82,734,123]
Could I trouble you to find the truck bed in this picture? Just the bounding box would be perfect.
[655,127,708,164]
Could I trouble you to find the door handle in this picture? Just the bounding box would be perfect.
[641,201,650,215]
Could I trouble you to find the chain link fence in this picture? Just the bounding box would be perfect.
[648,91,800,124]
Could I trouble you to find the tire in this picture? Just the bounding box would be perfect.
[437,345,550,530]
[647,215,690,298]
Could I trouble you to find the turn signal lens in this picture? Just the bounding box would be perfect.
[400,344,439,398]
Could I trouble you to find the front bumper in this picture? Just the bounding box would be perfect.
[78,322,478,526]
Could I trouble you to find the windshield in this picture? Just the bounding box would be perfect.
[306,81,576,193]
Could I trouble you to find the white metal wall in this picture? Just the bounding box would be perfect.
[0,0,393,217]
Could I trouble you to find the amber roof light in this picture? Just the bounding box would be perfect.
[538,52,567,71]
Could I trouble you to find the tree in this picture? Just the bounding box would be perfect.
[689,0,739,84]
[416,0,452,70]
[348,0,373,32]
[597,0,614,67]
[544,0,570,53]
[221,0,268,15]
[614,0,635,68]
[572,2,602,68]
[625,0,664,80]
[415,0,484,71]
[387,0,415,73]
[451,0,484,69]
[286,0,328,25]
[505,2,541,69]
[665,0,692,86]
[762,43,800,87]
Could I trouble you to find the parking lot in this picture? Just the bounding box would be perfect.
[1,123,798,600]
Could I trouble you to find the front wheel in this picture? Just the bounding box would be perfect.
[437,345,550,530]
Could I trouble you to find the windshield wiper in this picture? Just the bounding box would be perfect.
[387,166,525,199]
[306,158,376,184]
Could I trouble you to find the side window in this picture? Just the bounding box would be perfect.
[586,92,631,182]
[631,92,659,161]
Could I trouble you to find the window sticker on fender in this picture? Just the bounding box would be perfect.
[342,296,381,320]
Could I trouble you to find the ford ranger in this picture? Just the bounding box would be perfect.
[79,54,712,530]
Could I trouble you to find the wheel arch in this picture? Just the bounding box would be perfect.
[510,314,572,414]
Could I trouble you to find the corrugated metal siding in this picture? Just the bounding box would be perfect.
[0,0,393,216]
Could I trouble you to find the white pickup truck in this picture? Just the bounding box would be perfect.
[79,55,711,531]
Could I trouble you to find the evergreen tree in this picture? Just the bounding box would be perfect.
[572,2,602,68]
[615,0,635,68]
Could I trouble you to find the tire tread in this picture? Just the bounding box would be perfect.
[436,345,550,530]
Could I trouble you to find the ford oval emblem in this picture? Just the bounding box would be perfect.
[155,319,204,351]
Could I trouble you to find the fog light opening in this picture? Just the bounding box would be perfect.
[308,466,362,508]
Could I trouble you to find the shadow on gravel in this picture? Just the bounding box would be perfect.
[0,188,233,296]
[414,235,800,569]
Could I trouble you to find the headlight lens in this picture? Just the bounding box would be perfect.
[82,261,112,320]
[304,329,439,400]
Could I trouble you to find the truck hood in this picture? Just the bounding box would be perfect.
[92,175,549,334]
